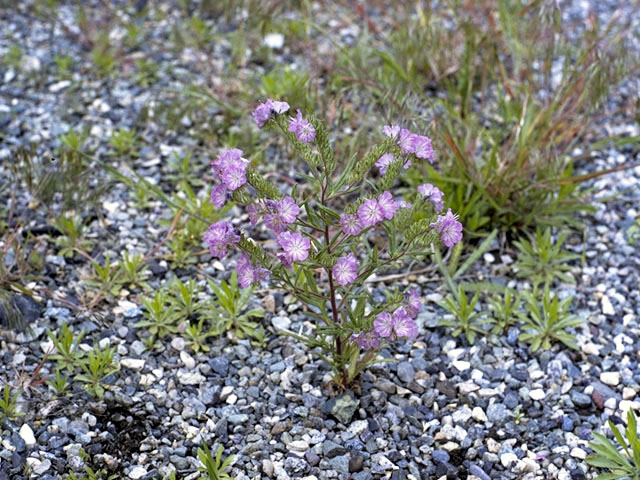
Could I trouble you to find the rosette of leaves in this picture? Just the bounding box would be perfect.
[207,271,264,339]
[517,287,582,352]
[514,228,579,288]
[587,410,640,480]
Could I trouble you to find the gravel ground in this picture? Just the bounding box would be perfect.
[1,1,639,480]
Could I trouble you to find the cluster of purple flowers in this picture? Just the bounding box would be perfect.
[382,124,434,162]
[248,196,300,234]
[332,253,359,286]
[418,183,444,212]
[203,221,239,259]
[252,99,290,128]
[352,288,422,350]
[203,99,465,363]
[288,109,316,143]
[431,208,463,248]
[210,148,250,208]
[236,254,271,288]
[252,99,315,144]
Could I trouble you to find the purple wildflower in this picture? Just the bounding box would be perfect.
[252,102,272,128]
[377,191,398,220]
[358,198,384,227]
[210,184,227,208]
[392,307,418,339]
[413,135,434,162]
[340,214,362,236]
[211,148,244,179]
[221,164,247,191]
[211,148,249,191]
[289,109,316,143]
[277,231,311,263]
[406,288,421,318]
[269,100,290,114]
[332,253,359,286]
[277,253,292,269]
[236,254,255,288]
[247,203,261,225]
[398,129,416,154]
[236,254,271,288]
[374,312,394,338]
[277,196,300,224]
[431,208,463,248]
[252,99,290,128]
[375,153,394,176]
[382,124,400,138]
[264,213,287,234]
[418,183,444,212]
[352,330,380,350]
[203,221,239,259]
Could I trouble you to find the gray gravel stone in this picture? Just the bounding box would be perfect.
[328,454,350,474]
[486,403,510,425]
[396,361,415,383]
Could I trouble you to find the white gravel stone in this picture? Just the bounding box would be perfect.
[171,337,185,351]
[622,387,636,400]
[452,406,472,423]
[452,360,470,371]
[19,424,36,447]
[601,295,615,315]
[570,447,587,459]
[180,351,196,370]
[128,466,147,479]
[600,371,620,386]
[620,400,640,416]
[263,33,285,49]
[582,343,601,355]
[472,407,488,423]
[529,389,546,401]
[271,316,291,330]
[348,420,368,435]
[457,382,480,394]
[176,369,205,385]
[220,385,234,401]
[49,80,71,93]
[500,452,518,468]
[121,358,145,370]
[139,374,155,386]
[287,440,309,451]
[32,458,51,475]
[446,348,466,361]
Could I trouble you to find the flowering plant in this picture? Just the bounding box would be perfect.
[204,99,462,388]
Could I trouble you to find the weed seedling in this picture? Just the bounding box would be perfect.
[76,343,119,398]
[53,214,94,257]
[587,409,640,480]
[168,277,203,319]
[0,384,24,423]
[514,229,579,288]
[517,287,582,352]
[184,318,214,353]
[119,251,150,290]
[87,254,123,298]
[439,285,489,344]
[135,290,180,340]
[198,441,235,480]
[488,289,521,335]
[109,127,137,157]
[47,322,86,372]
[207,271,264,339]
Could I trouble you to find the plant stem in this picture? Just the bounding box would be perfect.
[325,224,347,384]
